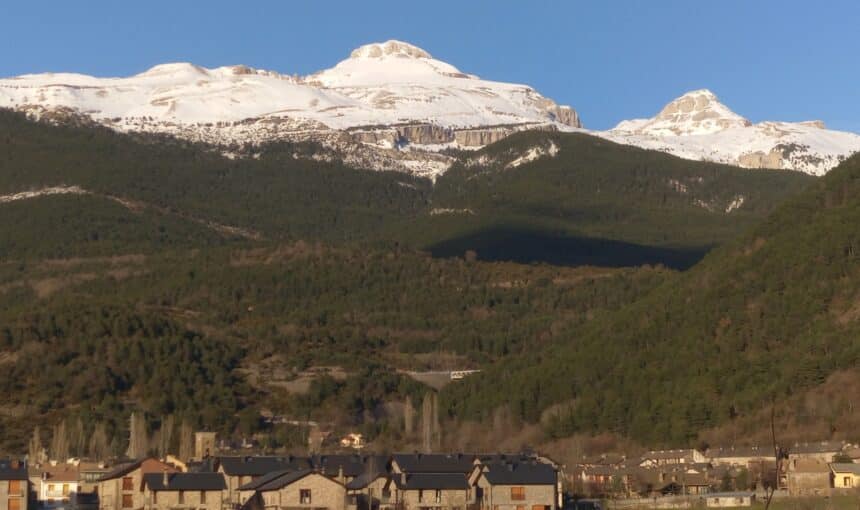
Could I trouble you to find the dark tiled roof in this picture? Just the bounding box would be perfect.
[708,446,770,458]
[313,455,380,478]
[238,470,294,491]
[392,454,475,474]
[0,459,27,481]
[346,470,389,490]
[394,473,469,490]
[255,470,343,492]
[482,462,557,486]
[143,473,227,491]
[98,460,144,482]
[789,441,845,455]
[830,463,860,475]
[218,456,311,477]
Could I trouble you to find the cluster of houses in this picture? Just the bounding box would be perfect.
[0,447,561,510]
[572,440,860,505]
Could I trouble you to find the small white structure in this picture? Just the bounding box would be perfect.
[704,492,755,508]
[340,433,365,449]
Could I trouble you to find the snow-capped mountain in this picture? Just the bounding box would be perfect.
[3,42,859,178]
[601,89,860,176]
[0,40,579,177]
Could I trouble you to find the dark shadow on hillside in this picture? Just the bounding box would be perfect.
[426,227,709,270]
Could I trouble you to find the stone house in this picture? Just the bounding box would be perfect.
[829,463,860,489]
[0,459,28,510]
[97,458,179,510]
[469,460,558,510]
[787,442,844,467]
[787,459,830,496]
[217,456,312,506]
[142,472,227,510]
[241,470,347,510]
[345,470,392,510]
[390,473,471,510]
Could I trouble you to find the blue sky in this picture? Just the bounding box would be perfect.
[2,1,858,131]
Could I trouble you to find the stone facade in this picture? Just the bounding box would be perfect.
[0,479,28,510]
[394,488,471,510]
[473,479,554,510]
[98,459,177,510]
[787,460,831,497]
[259,473,346,510]
[143,486,226,510]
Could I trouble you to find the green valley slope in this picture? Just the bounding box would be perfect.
[442,152,860,446]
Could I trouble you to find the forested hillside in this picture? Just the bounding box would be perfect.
[442,153,860,447]
[0,110,833,455]
[0,243,668,453]
[0,110,812,265]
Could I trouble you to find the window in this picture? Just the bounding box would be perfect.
[122,477,134,491]
[9,498,21,510]
[511,487,526,501]
[178,491,185,504]
[845,476,853,487]
[201,491,207,504]
[300,489,312,505]
[9,481,22,495]
[63,484,70,496]
[435,490,442,504]
[516,506,525,510]
[122,494,133,508]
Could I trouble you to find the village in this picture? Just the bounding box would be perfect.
[2,434,860,510]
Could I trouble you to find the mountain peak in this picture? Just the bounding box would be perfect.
[612,89,751,136]
[136,62,209,78]
[349,40,432,60]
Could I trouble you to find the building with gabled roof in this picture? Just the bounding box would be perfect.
[142,472,227,510]
[345,469,392,510]
[390,472,471,510]
[829,463,860,489]
[0,459,28,510]
[469,460,558,510]
[97,458,178,510]
[217,456,312,505]
[240,470,346,510]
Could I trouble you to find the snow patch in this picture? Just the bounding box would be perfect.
[0,186,88,204]
[430,207,475,215]
[506,141,559,169]
[725,195,745,213]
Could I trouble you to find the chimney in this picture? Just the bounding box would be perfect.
[337,466,344,483]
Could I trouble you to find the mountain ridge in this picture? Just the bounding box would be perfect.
[2,40,858,178]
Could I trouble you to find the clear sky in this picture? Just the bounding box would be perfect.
[2,0,858,131]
